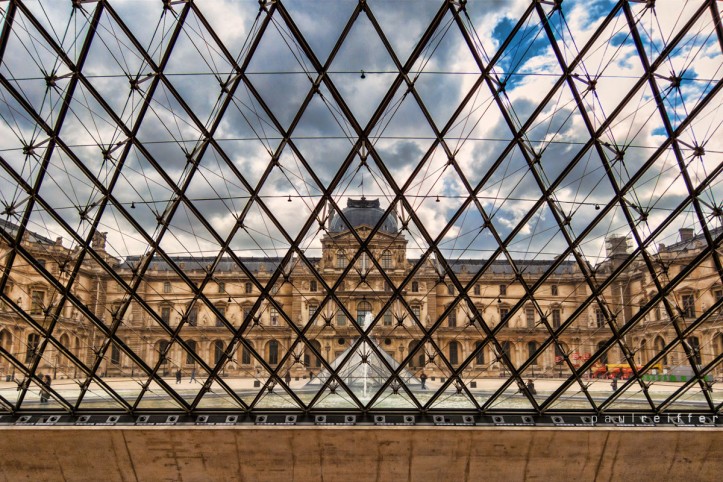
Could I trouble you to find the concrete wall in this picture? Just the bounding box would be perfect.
[0,427,721,481]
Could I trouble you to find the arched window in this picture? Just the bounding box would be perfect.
[381,250,392,269]
[186,340,197,364]
[655,336,667,365]
[408,340,424,367]
[25,333,40,363]
[528,341,538,365]
[357,301,372,324]
[241,344,252,365]
[475,341,485,365]
[336,250,346,269]
[213,340,225,365]
[305,340,322,368]
[449,341,460,366]
[267,340,279,366]
[0,329,10,351]
[597,341,608,364]
[158,340,169,365]
[638,339,647,364]
[687,336,701,365]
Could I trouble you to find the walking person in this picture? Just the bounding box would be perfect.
[526,379,537,395]
[610,376,617,391]
[40,374,51,403]
[175,369,182,384]
[189,368,197,384]
[420,372,427,390]
[284,371,291,386]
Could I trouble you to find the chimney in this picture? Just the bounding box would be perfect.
[605,235,629,258]
[679,228,694,242]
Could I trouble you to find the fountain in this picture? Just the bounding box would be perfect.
[304,312,422,399]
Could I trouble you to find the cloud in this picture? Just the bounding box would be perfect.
[0,0,719,268]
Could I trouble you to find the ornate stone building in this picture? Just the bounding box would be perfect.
[1,200,721,386]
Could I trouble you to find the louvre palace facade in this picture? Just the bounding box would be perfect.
[1,198,721,390]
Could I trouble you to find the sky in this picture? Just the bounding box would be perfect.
[0,0,721,268]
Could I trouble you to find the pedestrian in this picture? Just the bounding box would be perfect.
[40,374,51,403]
[420,372,427,390]
[526,379,537,395]
[309,371,314,381]
[190,368,197,383]
[285,371,291,386]
[175,369,181,384]
[610,376,617,391]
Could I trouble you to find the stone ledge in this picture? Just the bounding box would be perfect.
[0,427,720,481]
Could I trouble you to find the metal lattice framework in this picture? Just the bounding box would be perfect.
[0,0,722,425]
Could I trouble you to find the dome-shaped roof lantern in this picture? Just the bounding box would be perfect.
[329,198,398,234]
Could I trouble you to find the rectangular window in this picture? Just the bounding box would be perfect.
[411,305,421,319]
[528,342,538,365]
[500,307,509,326]
[381,251,392,269]
[310,280,317,292]
[383,311,393,326]
[525,307,535,328]
[336,311,347,326]
[681,294,695,318]
[595,309,605,327]
[473,284,480,296]
[552,309,561,329]
[309,303,318,319]
[163,282,171,294]
[188,307,198,326]
[448,309,457,327]
[161,306,171,324]
[241,347,251,364]
[475,342,484,365]
[30,290,45,315]
[245,282,252,294]
[336,251,346,269]
[499,285,506,296]
[411,281,419,293]
[447,284,454,295]
[360,252,369,271]
[218,282,225,293]
[551,285,558,296]
[270,308,279,326]
[215,305,225,327]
